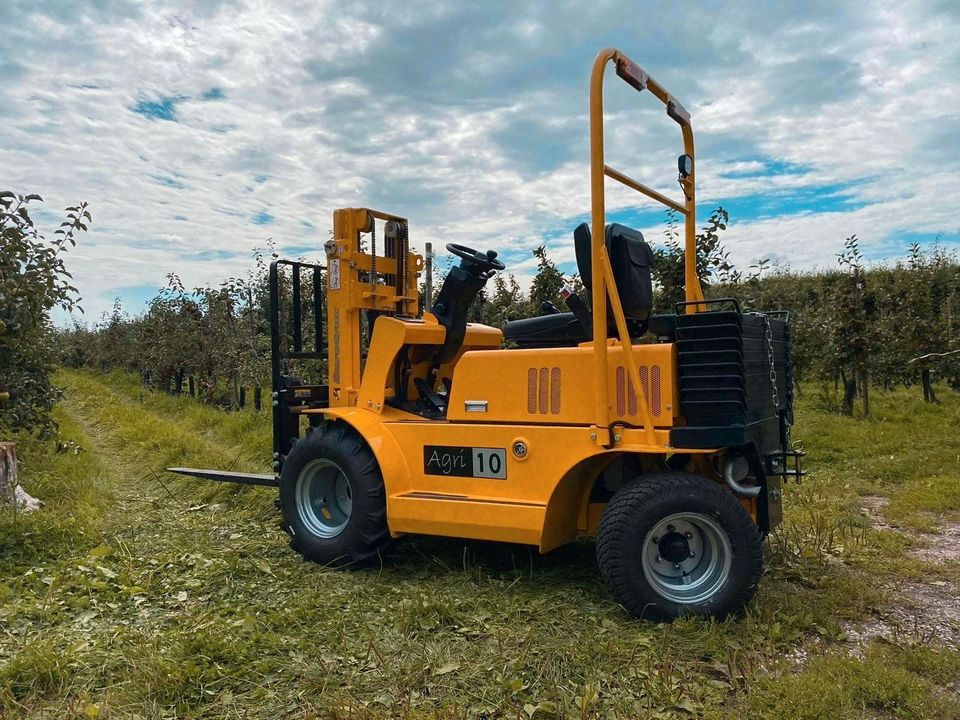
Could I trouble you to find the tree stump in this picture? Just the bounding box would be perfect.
[0,442,42,512]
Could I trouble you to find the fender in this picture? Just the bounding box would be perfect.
[320,406,411,537]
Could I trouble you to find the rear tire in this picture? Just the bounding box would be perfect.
[279,421,392,567]
[596,471,762,621]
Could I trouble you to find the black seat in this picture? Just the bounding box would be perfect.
[503,223,655,346]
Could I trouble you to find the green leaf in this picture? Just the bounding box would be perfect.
[89,544,113,558]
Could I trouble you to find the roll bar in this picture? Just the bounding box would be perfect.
[589,48,705,443]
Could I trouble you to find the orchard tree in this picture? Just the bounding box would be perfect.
[0,192,88,436]
[655,206,738,312]
[484,273,526,328]
[527,245,566,315]
[901,244,958,402]
[832,235,873,415]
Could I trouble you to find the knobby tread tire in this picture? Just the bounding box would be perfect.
[279,420,392,568]
[596,471,763,621]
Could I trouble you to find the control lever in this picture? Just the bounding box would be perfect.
[561,284,592,336]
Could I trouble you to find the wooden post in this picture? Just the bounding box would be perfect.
[0,443,41,512]
[0,442,16,508]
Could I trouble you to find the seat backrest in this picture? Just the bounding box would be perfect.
[573,223,594,291]
[572,222,653,321]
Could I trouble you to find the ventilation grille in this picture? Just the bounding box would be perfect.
[527,367,561,414]
[615,365,662,418]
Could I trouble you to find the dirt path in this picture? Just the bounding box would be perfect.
[844,496,960,650]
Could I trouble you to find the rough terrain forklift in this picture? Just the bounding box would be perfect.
[171,48,802,620]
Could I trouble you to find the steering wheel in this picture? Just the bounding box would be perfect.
[446,243,505,274]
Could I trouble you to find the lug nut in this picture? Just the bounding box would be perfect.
[655,555,662,563]
[689,551,696,558]
[673,563,681,570]
[684,531,693,539]
[652,536,660,544]
[667,524,675,532]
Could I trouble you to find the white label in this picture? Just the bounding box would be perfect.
[329,258,341,290]
[472,448,506,479]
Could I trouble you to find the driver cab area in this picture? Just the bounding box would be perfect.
[503,222,659,347]
[370,244,505,419]
[369,223,669,422]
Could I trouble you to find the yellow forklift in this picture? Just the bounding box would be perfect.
[171,48,802,620]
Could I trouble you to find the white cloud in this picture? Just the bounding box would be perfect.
[1,0,958,322]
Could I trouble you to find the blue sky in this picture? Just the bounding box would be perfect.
[2,0,959,322]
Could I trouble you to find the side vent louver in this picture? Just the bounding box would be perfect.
[527,367,561,415]
[615,365,661,417]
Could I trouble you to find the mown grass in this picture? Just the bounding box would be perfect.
[0,405,107,574]
[0,369,957,718]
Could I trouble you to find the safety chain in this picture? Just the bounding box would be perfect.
[750,312,780,414]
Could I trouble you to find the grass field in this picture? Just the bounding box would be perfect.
[1,369,958,718]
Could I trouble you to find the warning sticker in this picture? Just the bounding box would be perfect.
[329,259,341,290]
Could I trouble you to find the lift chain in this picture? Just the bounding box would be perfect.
[400,222,410,308]
[369,215,377,290]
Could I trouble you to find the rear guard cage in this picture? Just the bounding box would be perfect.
[588,49,701,443]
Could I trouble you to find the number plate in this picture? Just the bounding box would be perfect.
[423,446,507,479]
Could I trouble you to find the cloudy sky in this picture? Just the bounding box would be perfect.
[3,0,959,322]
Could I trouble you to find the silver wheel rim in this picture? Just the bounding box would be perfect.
[641,512,732,605]
[295,458,353,538]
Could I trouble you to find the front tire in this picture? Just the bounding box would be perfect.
[596,471,763,621]
[279,421,392,567]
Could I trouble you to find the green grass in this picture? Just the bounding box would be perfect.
[0,405,107,574]
[739,642,960,719]
[0,369,957,718]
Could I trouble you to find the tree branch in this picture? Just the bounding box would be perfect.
[908,348,960,364]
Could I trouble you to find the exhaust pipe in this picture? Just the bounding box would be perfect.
[724,456,761,497]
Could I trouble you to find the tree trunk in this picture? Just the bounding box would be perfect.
[189,375,196,398]
[842,370,856,416]
[0,443,41,513]
[860,368,869,416]
[232,373,240,410]
[254,385,262,412]
[239,386,246,409]
[921,368,940,404]
[175,369,184,394]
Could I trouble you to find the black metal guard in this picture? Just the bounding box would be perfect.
[269,259,328,478]
[674,297,742,315]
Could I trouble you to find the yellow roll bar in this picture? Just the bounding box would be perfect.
[589,48,705,441]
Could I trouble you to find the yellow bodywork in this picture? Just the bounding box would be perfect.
[307,48,738,552]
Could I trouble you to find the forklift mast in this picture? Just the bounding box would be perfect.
[267,208,423,479]
[325,208,421,407]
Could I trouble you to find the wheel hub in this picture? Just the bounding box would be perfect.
[658,532,691,564]
[295,458,353,538]
[641,512,733,605]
